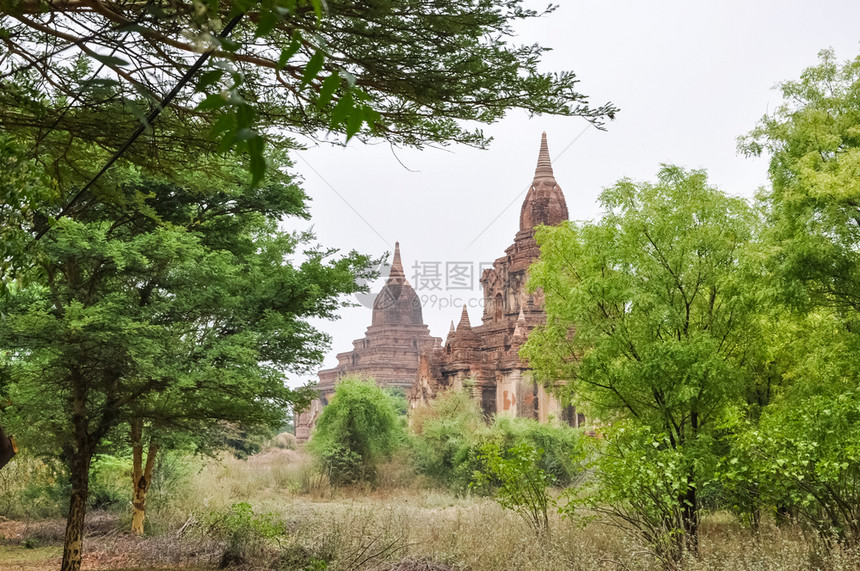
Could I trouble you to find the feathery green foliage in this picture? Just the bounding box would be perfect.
[741,49,860,315]
[729,49,860,546]
[411,388,582,492]
[0,0,617,185]
[308,378,403,486]
[472,441,555,536]
[525,166,761,559]
[0,139,371,569]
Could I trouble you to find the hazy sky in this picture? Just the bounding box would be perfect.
[285,0,860,387]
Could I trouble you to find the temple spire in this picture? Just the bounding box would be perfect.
[372,241,423,326]
[457,305,471,331]
[534,131,554,180]
[519,132,568,231]
[389,241,405,279]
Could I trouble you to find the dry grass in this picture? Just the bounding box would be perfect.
[143,448,860,570]
[3,446,860,570]
[0,513,219,570]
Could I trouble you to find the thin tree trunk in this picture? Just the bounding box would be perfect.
[682,472,699,555]
[61,435,92,571]
[131,418,158,536]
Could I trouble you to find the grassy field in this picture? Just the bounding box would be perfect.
[2,445,859,570]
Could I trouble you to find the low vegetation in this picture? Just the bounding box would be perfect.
[3,438,860,571]
[1,379,859,570]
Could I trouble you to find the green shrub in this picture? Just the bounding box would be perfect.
[211,502,284,567]
[472,441,555,536]
[411,391,584,492]
[410,389,484,489]
[567,423,701,565]
[89,454,130,510]
[277,544,332,571]
[0,454,68,519]
[486,417,583,487]
[308,378,403,486]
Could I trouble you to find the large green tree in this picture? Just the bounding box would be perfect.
[523,166,760,561]
[731,49,860,545]
[0,0,618,186]
[0,140,370,570]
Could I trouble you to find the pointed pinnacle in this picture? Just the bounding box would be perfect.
[457,305,471,330]
[513,308,526,338]
[389,241,405,279]
[534,132,554,179]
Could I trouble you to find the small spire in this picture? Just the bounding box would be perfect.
[534,132,554,179]
[457,305,471,331]
[389,241,405,279]
[449,321,456,335]
[513,308,526,338]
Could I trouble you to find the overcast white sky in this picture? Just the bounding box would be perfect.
[285,0,860,387]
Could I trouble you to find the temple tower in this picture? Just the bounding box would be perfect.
[296,243,441,441]
[411,133,581,426]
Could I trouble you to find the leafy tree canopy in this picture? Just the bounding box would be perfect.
[525,166,758,435]
[2,139,368,454]
[0,138,371,568]
[741,49,860,315]
[0,0,618,185]
[523,166,761,557]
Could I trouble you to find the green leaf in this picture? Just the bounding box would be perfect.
[209,114,234,140]
[247,133,266,186]
[316,74,340,109]
[219,37,241,52]
[196,70,224,92]
[277,34,302,70]
[197,93,227,111]
[330,90,353,129]
[301,50,325,87]
[90,53,129,67]
[346,108,363,139]
[309,0,323,21]
[255,10,279,38]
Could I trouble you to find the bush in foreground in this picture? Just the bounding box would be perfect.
[411,388,583,493]
[308,378,403,486]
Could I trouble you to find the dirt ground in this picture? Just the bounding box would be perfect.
[0,514,217,570]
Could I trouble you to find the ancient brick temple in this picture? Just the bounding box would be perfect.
[409,133,582,426]
[295,243,442,441]
[296,133,580,441]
